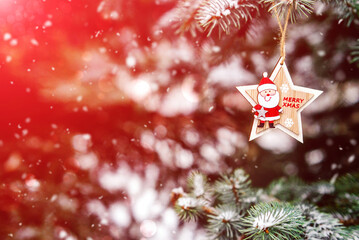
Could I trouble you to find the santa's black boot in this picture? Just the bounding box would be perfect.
[269,123,275,128]
[258,122,264,128]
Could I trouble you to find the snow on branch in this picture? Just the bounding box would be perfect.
[196,0,260,36]
[215,168,253,206]
[172,169,359,240]
[242,202,305,239]
[207,204,244,240]
[299,205,351,240]
[263,0,315,22]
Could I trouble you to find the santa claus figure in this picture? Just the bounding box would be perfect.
[252,72,283,128]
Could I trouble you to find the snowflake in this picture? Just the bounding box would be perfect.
[280,84,289,93]
[284,118,294,128]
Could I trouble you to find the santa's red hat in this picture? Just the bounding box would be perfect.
[257,72,277,92]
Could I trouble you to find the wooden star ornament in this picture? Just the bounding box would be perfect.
[236,58,323,143]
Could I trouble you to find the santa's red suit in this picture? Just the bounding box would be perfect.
[253,73,283,122]
[253,105,282,121]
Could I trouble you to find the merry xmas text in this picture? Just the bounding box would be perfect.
[282,97,304,109]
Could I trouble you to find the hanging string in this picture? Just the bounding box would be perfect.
[272,3,283,34]
[280,7,292,65]
[272,4,292,65]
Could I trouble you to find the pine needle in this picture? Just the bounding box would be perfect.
[196,0,260,37]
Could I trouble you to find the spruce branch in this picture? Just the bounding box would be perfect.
[172,169,359,240]
[334,173,359,194]
[242,202,305,240]
[173,171,214,222]
[344,226,359,240]
[266,177,306,202]
[207,204,244,240]
[215,169,252,206]
[331,193,359,225]
[263,0,315,22]
[188,170,210,199]
[195,0,260,37]
[350,39,359,65]
[299,204,351,240]
[339,0,359,27]
[301,181,335,203]
[174,196,203,221]
[322,0,359,27]
[174,0,204,37]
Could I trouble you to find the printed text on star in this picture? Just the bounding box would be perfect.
[282,97,304,109]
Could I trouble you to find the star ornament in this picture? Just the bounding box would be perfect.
[236,58,323,143]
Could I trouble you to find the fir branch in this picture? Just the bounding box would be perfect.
[331,193,359,225]
[344,225,359,240]
[173,171,215,222]
[188,170,210,199]
[299,204,350,240]
[337,193,359,213]
[196,0,260,37]
[207,205,244,240]
[242,202,305,240]
[350,39,359,65]
[263,0,315,22]
[301,181,335,203]
[174,196,202,221]
[215,169,252,206]
[174,0,204,37]
[334,173,359,196]
[323,0,359,27]
[339,0,359,27]
[266,177,306,202]
[173,169,359,240]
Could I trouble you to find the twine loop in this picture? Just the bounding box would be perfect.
[272,3,292,65]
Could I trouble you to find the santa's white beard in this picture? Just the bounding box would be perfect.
[258,91,280,108]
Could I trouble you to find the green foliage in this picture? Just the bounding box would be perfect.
[173,0,261,37]
[330,193,359,225]
[214,169,253,206]
[172,168,359,240]
[173,0,358,67]
[242,202,305,240]
[299,205,350,239]
[266,177,306,202]
[350,39,359,65]
[337,0,359,27]
[174,196,203,221]
[207,205,244,240]
[174,171,214,221]
[334,173,359,194]
[174,0,359,35]
[188,171,211,199]
[196,0,260,36]
[344,226,359,239]
[302,181,335,203]
[321,0,359,27]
